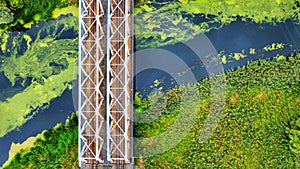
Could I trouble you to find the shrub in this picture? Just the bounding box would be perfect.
[287,117,300,154]
[9,0,24,9]
[0,7,13,24]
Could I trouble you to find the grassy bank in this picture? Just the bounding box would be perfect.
[1,132,44,168]
[0,0,78,31]
[2,113,78,169]
[3,53,299,168]
[135,54,300,168]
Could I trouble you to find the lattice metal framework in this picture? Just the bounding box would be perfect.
[79,0,133,167]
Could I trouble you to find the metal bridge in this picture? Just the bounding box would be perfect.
[78,0,133,168]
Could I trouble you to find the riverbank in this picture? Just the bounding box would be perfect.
[2,114,78,169]
[3,53,299,168]
[0,12,78,166]
[0,1,78,32]
[134,0,299,49]
[0,13,78,138]
[1,132,44,168]
[0,89,75,166]
[0,0,299,168]
[135,53,300,168]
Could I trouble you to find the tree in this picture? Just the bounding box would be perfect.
[287,118,300,154]
[9,0,24,9]
[0,0,6,7]
[0,7,13,24]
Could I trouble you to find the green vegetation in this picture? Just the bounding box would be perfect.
[0,7,13,24]
[4,53,298,169]
[263,43,285,52]
[217,42,288,64]
[8,0,24,9]
[0,32,9,51]
[0,0,6,7]
[3,113,78,169]
[2,132,44,168]
[0,15,78,86]
[0,0,78,31]
[0,57,76,137]
[287,117,300,154]
[133,53,300,168]
[52,6,79,18]
[135,0,300,48]
[0,15,78,137]
[0,0,299,168]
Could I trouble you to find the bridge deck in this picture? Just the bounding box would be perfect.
[79,0,133,168]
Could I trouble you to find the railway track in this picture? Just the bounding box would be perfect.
[79,0,133,168]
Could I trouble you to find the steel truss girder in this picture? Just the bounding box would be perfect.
[79,0,106,166]
[79,0,133,167]
[106,0,132,164]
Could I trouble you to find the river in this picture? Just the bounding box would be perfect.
[135,18,299,94]
[0,88,75,166]
[0,16,299,167]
